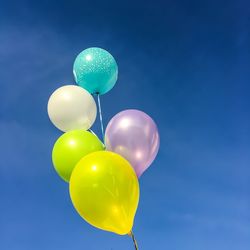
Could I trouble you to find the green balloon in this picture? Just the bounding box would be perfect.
[52,130,104,182]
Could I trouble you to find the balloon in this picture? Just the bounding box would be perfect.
[52,130,104,182]
[48,85,97,132]
[69,151,140,235]
[73,47,118,95]
[105,109,160,177]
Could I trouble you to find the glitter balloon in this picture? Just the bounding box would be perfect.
[73,47,118,95]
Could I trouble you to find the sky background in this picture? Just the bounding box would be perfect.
[0,0,250,249]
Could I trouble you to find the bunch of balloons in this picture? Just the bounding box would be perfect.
[47,47,160,248]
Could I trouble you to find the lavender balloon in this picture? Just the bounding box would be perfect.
[105,109,160,177]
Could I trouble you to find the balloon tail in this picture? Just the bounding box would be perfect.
[129,231,139,250]
[97,93,105,142]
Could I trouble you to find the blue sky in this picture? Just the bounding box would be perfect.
[0,0,250,249]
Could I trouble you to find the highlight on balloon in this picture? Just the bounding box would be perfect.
[47,47,160,250]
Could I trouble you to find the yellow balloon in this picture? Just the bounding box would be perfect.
[69,151,140,235]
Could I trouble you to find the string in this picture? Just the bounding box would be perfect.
[130,231,139,250]
[96,95,138,249]
[97,93,104,142]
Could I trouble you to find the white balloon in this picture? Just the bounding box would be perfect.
[47,85,97,132]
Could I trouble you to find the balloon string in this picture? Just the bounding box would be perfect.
[97,93,105,142]
[130,231,139,250]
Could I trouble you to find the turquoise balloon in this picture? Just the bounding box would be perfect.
[73,48,118,95]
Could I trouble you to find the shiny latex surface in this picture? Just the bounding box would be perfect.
[69,151,140,235]
[47,85,97,132]
[73,47,118,95]
[52,130,104,182]
[105,109,160,177]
